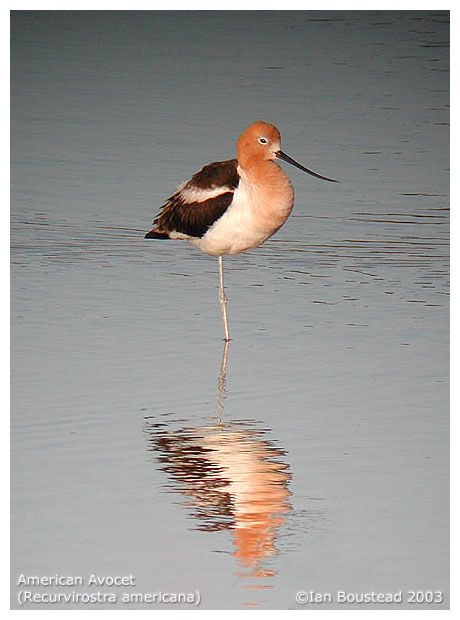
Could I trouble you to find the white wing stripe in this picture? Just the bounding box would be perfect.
[179,185,233,204]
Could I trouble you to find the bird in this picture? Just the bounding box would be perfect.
[145,121,337,341]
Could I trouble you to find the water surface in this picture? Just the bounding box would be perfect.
[11,10,449,609]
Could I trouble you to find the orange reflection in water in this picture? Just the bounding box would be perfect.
[145,420,291,579]
[145,343,291,584]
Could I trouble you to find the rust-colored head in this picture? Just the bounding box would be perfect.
[236,121,281,169]
[236,120,339,182]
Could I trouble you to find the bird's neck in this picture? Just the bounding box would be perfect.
[238,158,286,188]
[237,161,294,224]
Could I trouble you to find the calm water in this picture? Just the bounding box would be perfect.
[11,11,449,609]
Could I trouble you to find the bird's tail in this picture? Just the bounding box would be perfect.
[144,229,170,239]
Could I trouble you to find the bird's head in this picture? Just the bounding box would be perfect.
[236,121,281,166]
[236,120,338,182]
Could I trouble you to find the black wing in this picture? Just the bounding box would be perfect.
[145,159,239,239]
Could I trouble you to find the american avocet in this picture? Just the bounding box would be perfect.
[145,121,337,341]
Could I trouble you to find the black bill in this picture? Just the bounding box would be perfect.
[276,150,338,182]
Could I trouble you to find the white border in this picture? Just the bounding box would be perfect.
[7,4,453,617]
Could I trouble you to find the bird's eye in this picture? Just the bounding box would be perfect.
[258,137,268,145]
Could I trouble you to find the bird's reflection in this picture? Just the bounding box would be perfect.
[144,342,291,581]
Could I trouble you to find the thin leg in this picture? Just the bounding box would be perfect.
[218,255,230,341]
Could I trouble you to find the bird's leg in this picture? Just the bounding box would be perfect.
[218,255,230,341]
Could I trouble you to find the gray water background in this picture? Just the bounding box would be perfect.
[11,10,449,609]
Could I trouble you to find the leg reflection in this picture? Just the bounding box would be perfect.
[145,343,291,581]
[216,340,229,424]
